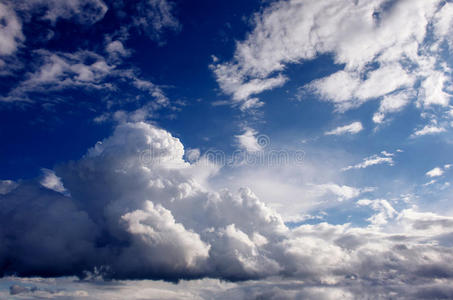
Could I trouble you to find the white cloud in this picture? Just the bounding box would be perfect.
[357,198,397,227]
[373,91,412,124]
[315,184,362,201]
[426,167,445,178]
[212,0,453,121]
[235,128,264,152]
[380,151,393,157]
[343,153,394,171]
[40,168,67,194]
[412,125,446,137]
[325,122,363,136]
[1,49,170,116]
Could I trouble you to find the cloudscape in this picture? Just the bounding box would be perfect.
[1,0,453,299]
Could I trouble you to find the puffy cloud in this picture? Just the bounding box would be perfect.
[2,121,453,298]
[212,0,453,124]
[325,121,363,136]
[426,167,444,178]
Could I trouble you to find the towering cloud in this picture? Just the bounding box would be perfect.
[1,122,453,299]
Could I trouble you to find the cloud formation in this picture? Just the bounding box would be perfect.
[0,0,179,120]
[1,121,453,300]
[212,0,453,128]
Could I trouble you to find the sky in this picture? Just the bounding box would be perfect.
[1,0,453,299]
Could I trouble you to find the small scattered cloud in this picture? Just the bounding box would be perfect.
[40,168,67,194]
[343,152,395,171]
[325,121,363,136]
[412,125,446,137]
[235,127,265,152]
[426,167,444,178]
[0,180,18,195]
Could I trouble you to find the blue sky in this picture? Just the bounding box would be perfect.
[2,0,453,299]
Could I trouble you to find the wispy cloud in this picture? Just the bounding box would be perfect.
[325,121,363,136]
[343,152,395,171]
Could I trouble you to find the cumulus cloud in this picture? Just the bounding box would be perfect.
[325,121,363,136]
[212,0,453,124]
[2,122,453,298]
[426,167,444,178]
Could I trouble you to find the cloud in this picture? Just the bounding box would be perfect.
[325,121,363,136]
[426,167,444,178]
[412,124,447,137]
[235,128,265,152]
[357,198,397,227]
[1,49,171,118]
[2,121,453,298]
[13,0,108,25]
[40,168,67,194]
[105,40,131,61]
[314,183,362,201]
[0,2,24,72]
[0,180,18,195]
[2,50,114,102]
[343,152,395,171]
[0,2,24,57]
[130,0,180,41]
[372,91,412,124]
[212,0,453,120]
